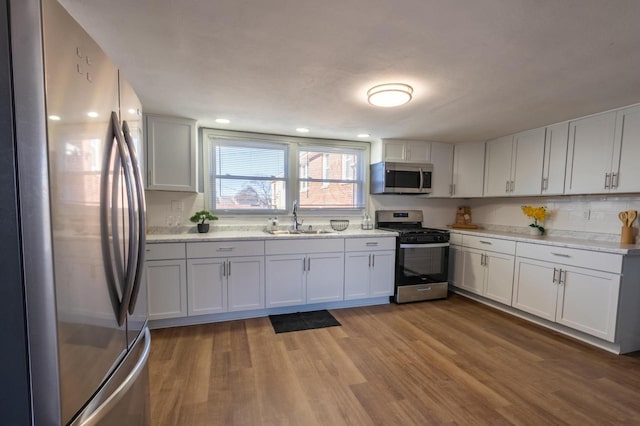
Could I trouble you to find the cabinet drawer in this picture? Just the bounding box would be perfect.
[449,232,463,246]
[463,235,515,255]
[145,243,185,260]
[516,242,622,273]
[187,240,265,258]
[266,238,344,255]
[345,237,396,252]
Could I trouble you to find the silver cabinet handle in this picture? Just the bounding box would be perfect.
[612,172,619,188]
[372,254,375,268]
[605,173,611,189]
[216,247,235,252]
[449,184,453,195]
[228,260,231,276]
[505,180,510,193]
[510,180,515,192]
[307,257,311,271]
[559,269,566,285]
[480,253,485,266]
[222,261,226,277]
[366,242,379,246]
[551,252,570,258]
[302,257,306,272]
[452,183,456,195]
[368,253,371,267]
[417,287,432,292]
[479,240,493,245]
[552,267,559,283]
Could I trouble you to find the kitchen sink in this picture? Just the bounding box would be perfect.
[264,229,334,235]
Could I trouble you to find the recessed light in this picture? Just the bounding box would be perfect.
[367,83,413,107]
[215,118,230,124]
[127,108,137,114]
[87,111,99,118]
[296,128,309,133]
[357,133,370,138]
[49,115,61,121]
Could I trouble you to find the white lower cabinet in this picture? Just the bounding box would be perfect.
[454,236,516,305]
[187,255,264,315]
[344,237,396,300]
[186,241,266,315]
[514,256,620,342]
[146,243,187,320]
[265,239,345,308]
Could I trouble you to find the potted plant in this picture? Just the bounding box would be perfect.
[190,210,218,233]
[521,205,546,235]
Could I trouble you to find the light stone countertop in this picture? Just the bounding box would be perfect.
[445,227,640,256]
[146,227,398,243]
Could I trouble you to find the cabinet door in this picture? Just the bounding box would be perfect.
[448,245,464,288]
[265,255,306,308]
[556,266,620,342]
[542,123,569,195]
[483,252,515,305]
[187,258,227,315]
[344,252,371,300]
[512,259,557,321]
[306,253,344,303]
[228,256,265,312]
[145,115,197,192]
[429,142,454,197]
[460,249,485,295]
[565,112,616,194]
[370,251,396,297]
[406,141,431,163]
[383,141,407,162]
[512,128,546,196]
[484,135,513,197]
[146,259,187,320]
[452,142,485,197]
[612,105,640,193]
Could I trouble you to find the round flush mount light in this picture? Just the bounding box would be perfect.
[367,83,413,107]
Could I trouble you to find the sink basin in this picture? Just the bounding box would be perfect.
[264,229,334,235]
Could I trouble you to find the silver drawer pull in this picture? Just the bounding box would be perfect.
[366,242,379,246]
[417,287,432,292]
[479,241,492,245]
[551,252,570,258]
[216,247,234,251]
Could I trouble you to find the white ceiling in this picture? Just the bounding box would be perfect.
[58,0,640,143]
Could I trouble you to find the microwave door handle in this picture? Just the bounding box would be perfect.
[419,168,424,190]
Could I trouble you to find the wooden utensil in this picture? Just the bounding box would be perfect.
[619,211,628,225]
[627,210,637,227]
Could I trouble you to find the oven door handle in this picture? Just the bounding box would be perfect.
[399,243,450,249]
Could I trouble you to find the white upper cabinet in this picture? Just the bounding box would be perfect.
[377,139,431,163]
[145,114,197,192]
[452,142,485,197]
[542,123,569,195]
[564,111,617,194]
[484,135,514,197]
[429,142,454,197]
[611,104,640,193]
[484,128,546,197]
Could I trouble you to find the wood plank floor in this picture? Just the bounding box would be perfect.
[148,294,640,425]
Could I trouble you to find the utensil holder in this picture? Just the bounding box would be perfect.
[621,226,635,244]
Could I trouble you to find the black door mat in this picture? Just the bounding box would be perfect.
[269,310,341,334]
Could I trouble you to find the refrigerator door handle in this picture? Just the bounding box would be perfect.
[75,328,151,426]
[112,111,137,326]
[123,120,147,314]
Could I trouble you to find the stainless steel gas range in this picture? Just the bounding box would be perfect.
[376,210,450,303]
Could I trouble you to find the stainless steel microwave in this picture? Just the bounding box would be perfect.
[370,162,433,194]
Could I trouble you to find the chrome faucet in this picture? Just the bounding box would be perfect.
[292,200,303,230]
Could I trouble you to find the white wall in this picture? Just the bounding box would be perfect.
[368,195,460,227]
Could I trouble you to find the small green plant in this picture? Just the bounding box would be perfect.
[190,210,218,225]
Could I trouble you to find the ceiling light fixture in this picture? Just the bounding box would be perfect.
[87,111,99,118]
[49,115,61,121]
[357,133,370,138]
[296,128,309,133]
[215,118,230,124]
[367,83,413,107]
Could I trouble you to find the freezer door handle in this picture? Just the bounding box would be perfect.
[123,120,147,314]
[75,328,151,426]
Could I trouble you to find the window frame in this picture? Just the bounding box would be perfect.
[202,128,369,216]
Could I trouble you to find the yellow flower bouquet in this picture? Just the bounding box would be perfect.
[521,205,546,234]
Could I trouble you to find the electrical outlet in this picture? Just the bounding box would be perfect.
[584,210,591,220]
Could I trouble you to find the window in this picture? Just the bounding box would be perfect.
[207,138,288,212]
[298,147,365,210]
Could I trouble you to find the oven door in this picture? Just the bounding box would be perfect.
[397,242,449,285]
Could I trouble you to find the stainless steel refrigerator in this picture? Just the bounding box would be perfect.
[1,0,150,424]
